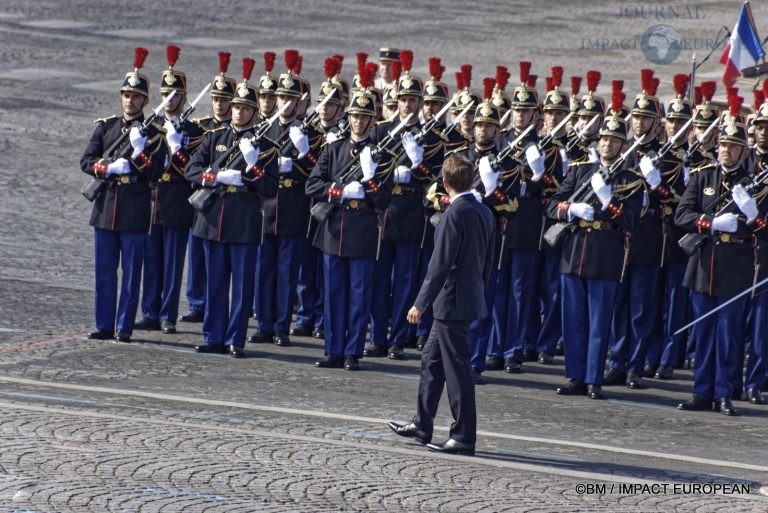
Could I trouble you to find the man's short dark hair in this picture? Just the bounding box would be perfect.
[442,155,474,193]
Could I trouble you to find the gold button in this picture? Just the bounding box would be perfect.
[120,176,129,184]
[349,199,359,208]
[592,221,602,230]
[283,178,293,188]
[720,233,730,243]
[161,172,170,182]
[579,220,588,228]
[663,206,673,215]
[393,185,402,195]
[227,185,237,193]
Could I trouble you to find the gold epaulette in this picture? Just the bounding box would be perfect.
[444,145,469,158]
[690,162,716,174]
[93,115,117,124]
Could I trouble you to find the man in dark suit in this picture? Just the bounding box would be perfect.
[388,155,495,456]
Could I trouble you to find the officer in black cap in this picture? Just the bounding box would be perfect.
[181,51,237,324]
[375,47,400,91]
[80,47,166,343]
[135,45,206,335]
[185,57,279,358]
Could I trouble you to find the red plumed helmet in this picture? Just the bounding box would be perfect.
[358,62,375,89]
[218,51,231,75]
[323,56,338,79]
[672,74,688,98]
[133,47,149,71]
[495,66,510,91]
[640,68,654,93]
[694,86,702,105]
[356,52,368,75]
[428,57,441,80]
[612,80,624,93]
[701,81,716,102]
[586,70,601,93]
[649,77,660,96]
[166,45,180,68]
[729,94,743,118]
[545,77,554,92]
[550,66,563,88]
[455,71,464,91]
[571,76,582,96]
[400,50,413,73]
[519,61,531,85]
[460,64,472,89]
[284,49,299,73]
[242,57,256,81]
[391,60,402,82]
[611,90,624,115]
[294,55,303,75]
[527,75,537,88]
[364,62,377,83]
[483,77,495,101]
[264,52,276,73]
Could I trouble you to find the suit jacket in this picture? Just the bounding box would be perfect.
[414,193,495,321]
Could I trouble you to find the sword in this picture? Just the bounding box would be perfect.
[175,83,211,129]
[431,96,456,125]
[565,113,601,152]
[442,102,474,138]
[499,108,512,128]
[537,111,575,150]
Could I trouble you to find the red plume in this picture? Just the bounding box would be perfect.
[550,66,563,88]
[640,68,654,93]
[611,82,624,115]
[365,62,378,84]
[436,64,445,82]
[133,47,149,70]
[428,57,441,80]
[726,86,739,100]
[673,74,688,97]
[763,79,768,98]
[586,70,601,92]
[545,77,553,92]
[612,80,624,94]
[483,77,495,101]
[391,60,402,82]
[455,71,464,91]
[323,56,337,79]
[333,54,344,70]
[356,52,368,75]
[495,66,510,91]
[166,45,180,68]
[263,51,276,73]
[460,64,472,89]
[242,57,256,81]
[218,51,231,74]
[694,86,702,105]
[284,49,299,73]
[701,81,716,102]
[358,62,375,89]
[754,90,765,111]
[295,55,303,75]
[729,94,743,118]
[571,76,582,96]
[519,61,531,85]
[400,50,413,73]
[527,74,537,88]
[649,77,660,96]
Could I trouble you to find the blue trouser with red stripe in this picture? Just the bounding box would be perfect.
[141,225,188,323]
[185,231,206,314]
[295,238,324,330]
[470,266,499,372]
[647,262,689,368]
[536,248,562,354]
[324,254,374,357]
[257,234,303,333]
[745,291,768,391]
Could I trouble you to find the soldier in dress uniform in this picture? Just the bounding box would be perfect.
[548,86,643,400]
[375,47,400,91]
[185,57,279,358]
[258,51,278,120]
[447,65,479,152]
[305,66,394,371]
[366,49,445,360]
[565,70,604,167]
[491,66,512,132]
[675,95,768,416]
[135,45,206,335]
[248,50,321,347]
[688,81,720,170]
[81,47,166,343]
[181,51,237,324]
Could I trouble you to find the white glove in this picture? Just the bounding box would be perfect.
[106,158,131,176]
[732,184,759,223]
[278,156,293,174]
[403,132,424,167]
[325,131,342,144]
[215,169,244,186]
[393,165,412,184]
[289,126,310,158]
[341,181,365,200]
[471,189,483,202]
[639,156,661,190]
[559,148,570,175]
[590,172,612,208]
[526,145,546,181]
[712,212,738,233]
[359,146,377,181]
[568,202,595,221]
[164,120,183,154]
[588,146,599,164]
[478,156,499,197]
[129,127,147,159]
[239,139,260,168]
[683,166,691,186]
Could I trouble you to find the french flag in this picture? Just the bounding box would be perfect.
[719,1,765,87]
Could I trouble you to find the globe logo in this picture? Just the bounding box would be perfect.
[641,24,682,65]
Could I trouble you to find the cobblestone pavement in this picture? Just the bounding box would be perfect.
[2,1,768,511]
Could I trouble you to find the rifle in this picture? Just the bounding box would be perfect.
[543,137,642,248]
[172,83,211,131]
[440,101,473,140]
[472,124,536,190]
[685,117,719,161]
[81,91,177,201]
[537,112,575,151]
[678,167,768,255]
[564,114,600,152]
[187,101,291,211]
[309,113,413,222]
[645,117,694,163]
[390,98,456,165]
[275,93,332,158]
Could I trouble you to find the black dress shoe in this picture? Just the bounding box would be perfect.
[677,394,713,411]
[363,343,387,357]
[247,329,273,344]
[523,348,538,362]
[684,358,694,370]
[87,329,114,340]
[747,388,765,404]
[160,321,176,334]
[404,335,418,349]
[195,344,227,354]
[587,384,605,400]
[180,310,204,323]
[387,421,431,444]
[654,365,674,380]
[387,345,405,360]
[537,352,554,364]
[602,367,626,386]
[133,317,160,331]
[485,355,504,371]
[229,345,245,358]
[504,358,522,373]
[626,372,645,389]
[115,331,131,343]
[555,339,564,356]
[715,396,737,416]
[643,364,658,378]
[312,327,324,339]
[290,324,312,337]
[315,355,344,368]
[425,438,475,456]
[556,379,587,396]
[472,367,485,384]
[273,332,291,347]
[344,355,360,371]
[416,335,427,351]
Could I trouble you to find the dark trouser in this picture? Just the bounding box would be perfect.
[141,225,188,323]
[414,318,476,445]
[185,231,206,313]
[497,250,541,361]
[652,262,689,368]
[470,266,499,371]
[536,248,562,354]
[295,239,324,329]
[323,254,374,357]
[94,227,145,334]
[202,240,257,348]
[689,291,746,400]
[257,234,303,333]
[561,274,618,385]
[410,243,434,338]
[746,292,768,391]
